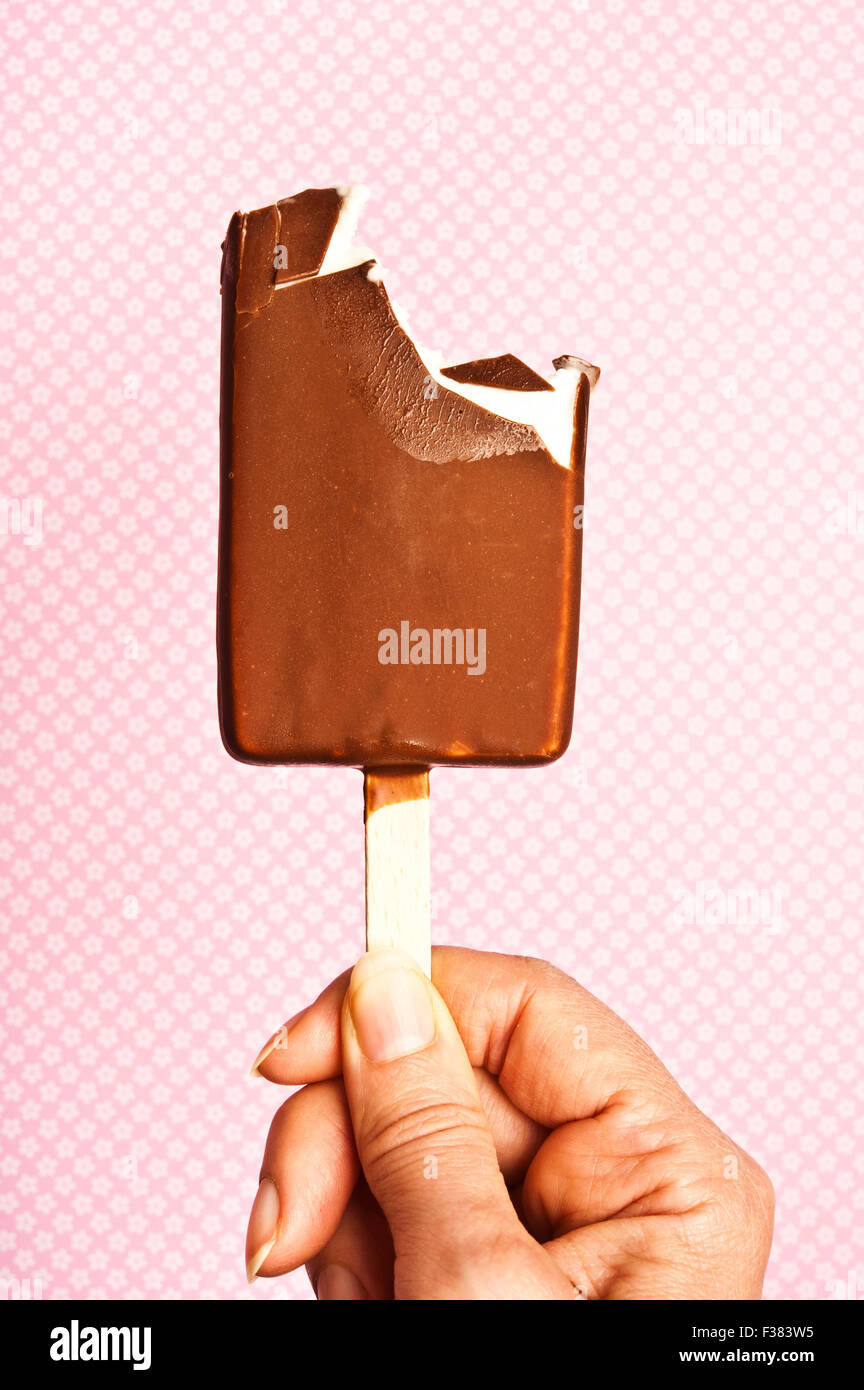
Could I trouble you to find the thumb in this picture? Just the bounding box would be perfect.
[340,948,571,1300]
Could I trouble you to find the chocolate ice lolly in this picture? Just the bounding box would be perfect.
[218,187,598,970]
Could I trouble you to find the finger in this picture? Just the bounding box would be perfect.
[251,968,350,1080]
[522,1077,756,1244]
[305,1180,394,1301]
[339,947,572,1300]
[473,1068,546,1185]
[544,1212,724,1301]
[255,999,547,1183]
[246,1078,359,1281]
[432,948,680,1127]
[522,1108,697,1240]
[254,947,678,1129]
[543,1219,655,1300]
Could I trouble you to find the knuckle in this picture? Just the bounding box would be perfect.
[362,1096,492,1185]
[742,1154,776,1219]
[688,1146,776,1248]
[498,952,570,988]
[520,954,571,988]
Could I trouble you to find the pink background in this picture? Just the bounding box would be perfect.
[1,0,862,1301]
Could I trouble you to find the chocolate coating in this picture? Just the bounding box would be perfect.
[218,190,594,768]
[364,768,430,817]
[441,354,554,392]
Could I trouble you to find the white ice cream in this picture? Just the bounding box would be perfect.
[276,183,598,468]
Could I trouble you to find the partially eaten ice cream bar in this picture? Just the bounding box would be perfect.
[218,186,598,973]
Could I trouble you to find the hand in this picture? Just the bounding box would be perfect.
[246,947,774,1300]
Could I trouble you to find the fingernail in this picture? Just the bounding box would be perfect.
[249,1007,309,1077]
[246,1177,280,1282]
[316,1264,369,1301]
[349,949,436,1062]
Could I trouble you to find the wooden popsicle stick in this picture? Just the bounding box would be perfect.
[364,767,431,976]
